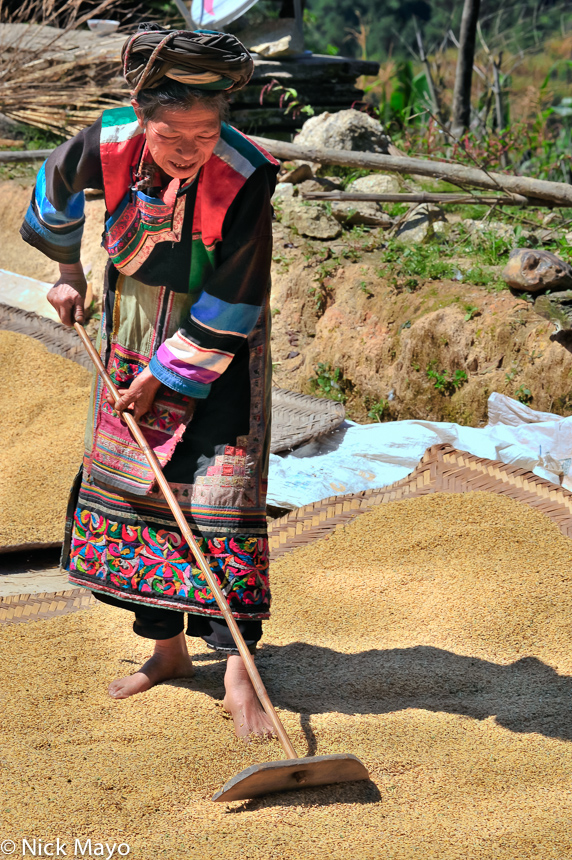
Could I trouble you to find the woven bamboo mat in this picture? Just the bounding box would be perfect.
[267,443,572,560]
[4,443,572,624]
[0,303,92,368]
[0,588,95,625]
[270,387,345,453]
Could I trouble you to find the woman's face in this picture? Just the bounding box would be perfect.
[132,101,221,181]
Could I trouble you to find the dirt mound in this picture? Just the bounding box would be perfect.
[270,226,572,424]
[2,491,572,858]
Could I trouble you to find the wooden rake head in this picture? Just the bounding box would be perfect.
[212,753,369,802]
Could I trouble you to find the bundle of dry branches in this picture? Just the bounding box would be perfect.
[0,0,133,136]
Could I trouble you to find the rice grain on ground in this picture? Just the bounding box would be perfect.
[0,330,91,547]
[2,492,572,858]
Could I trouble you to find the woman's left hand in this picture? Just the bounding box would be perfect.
[107,367,162,422]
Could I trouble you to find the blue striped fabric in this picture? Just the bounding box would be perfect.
[35,162,85,228]
[190,291,261,336]
[21,161,86,263]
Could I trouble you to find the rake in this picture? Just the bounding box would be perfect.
[75,321,369,802]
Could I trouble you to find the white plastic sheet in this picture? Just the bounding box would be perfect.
[0,269,58,322]
[267,394,572,510]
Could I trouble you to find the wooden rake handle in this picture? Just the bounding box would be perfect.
[74,322,297,759]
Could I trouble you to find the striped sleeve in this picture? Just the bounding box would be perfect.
[20,119,103,264]
[148,165,276,399]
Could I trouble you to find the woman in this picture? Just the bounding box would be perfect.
[21,26,279,738]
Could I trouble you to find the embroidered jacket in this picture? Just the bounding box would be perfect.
[21,106,279,401]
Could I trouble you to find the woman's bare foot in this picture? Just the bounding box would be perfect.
[223,654,276,740]
[108,632,195,699]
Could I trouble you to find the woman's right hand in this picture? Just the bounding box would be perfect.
[47,262,88,327]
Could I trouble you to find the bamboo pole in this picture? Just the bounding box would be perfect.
[0,149,54,162]
[250,136,572,206]
[4,138,572,207]
[300,190,542,206]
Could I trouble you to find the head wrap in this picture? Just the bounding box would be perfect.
[122,24,254,97]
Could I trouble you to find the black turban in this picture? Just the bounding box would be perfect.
[122,25,254,95]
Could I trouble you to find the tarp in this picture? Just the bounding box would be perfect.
[0,269,59,322]
[267,393,572,509]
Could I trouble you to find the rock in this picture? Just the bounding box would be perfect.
[316,173,401,227]
[330,200,391,227]
[533,291,572,331]
[280,199,342,240]
[272,182,295,201]
[280,163,314,184]
[433,220,452,240]
[542,212,562,228]
[347,173,401,195]
[250,34,297,57]
[538,228,563,245]
[247,18,304,57]
[395,204,448,244]
[297,178,343,194]
[294,109,391,155]
[502,248,572,293]
[461,219,515,244]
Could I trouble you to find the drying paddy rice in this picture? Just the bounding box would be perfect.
[0,330,91,547]
[2,491,572,858]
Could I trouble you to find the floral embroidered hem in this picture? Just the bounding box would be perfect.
[68,507,270,619]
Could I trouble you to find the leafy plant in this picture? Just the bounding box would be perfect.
[13,122,65,150]
[426,363,468,395]
[309,363,353,403]
[367,398,390,422]
[259,79,314,119]
[359,280,374,297]
[464,304,480,321]
[515,385,533,405]
[272,253,290,273]
[374,61,432,132]
[379,240,455,284]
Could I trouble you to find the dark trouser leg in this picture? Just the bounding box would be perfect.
[92,592,184,640]
[92,591,262,651]
[186,614,263,655]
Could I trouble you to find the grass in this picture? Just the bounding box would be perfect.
[376,234,511,291]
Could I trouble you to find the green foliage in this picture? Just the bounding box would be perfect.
[366,397,390,422]
[259,80,314,119]
[395,84,572,183]
[375,61,432,131]
[463,304,480,321]
[304,0,572,64]
[453,224,514,268]
[426,363,468,395]
[359,280,374,297]
[317,166,372,189]
[379,240,455,282]
[309,363,353,403]
[464,267,494,288]
[515,385,533,405]
[12,123,65,150]
[272,253,290,273]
